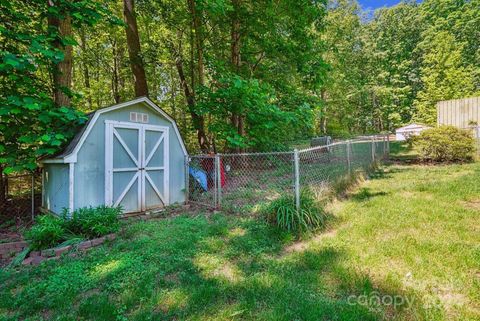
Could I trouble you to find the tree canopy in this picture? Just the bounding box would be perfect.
[1,0,479,172]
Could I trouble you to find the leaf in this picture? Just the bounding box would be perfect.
[25,103,40,110]
[4,55,21,68]
[3,167,15,175]
[61,36,78,46]
[72,12,83,20]
[50,139,62,146]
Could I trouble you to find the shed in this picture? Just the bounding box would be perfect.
[395,123,430,141]
[40,97,188,215]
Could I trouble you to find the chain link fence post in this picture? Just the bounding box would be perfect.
[294,149,300,212]
[371,136,375,163]
[215,154,222,209]
[184,155,190,205]
[346,140,351,175]
[386,133,390,158]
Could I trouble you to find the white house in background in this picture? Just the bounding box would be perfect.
[395,123,430,141]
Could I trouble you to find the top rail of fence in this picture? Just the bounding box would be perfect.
[217,151,294,157]
[190,135,389,158]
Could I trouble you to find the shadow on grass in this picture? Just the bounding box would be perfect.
[0,214,432,321]
[351,188,388,202]
[367,164,417,181]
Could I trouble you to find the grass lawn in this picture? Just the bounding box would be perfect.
[1,161,479,320]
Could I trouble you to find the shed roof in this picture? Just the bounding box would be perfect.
[42,97,187,163]
[396,123,430,132]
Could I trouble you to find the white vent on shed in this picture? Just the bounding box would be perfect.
[130,112,149,123]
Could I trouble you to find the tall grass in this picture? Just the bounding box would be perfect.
[262,189,327,233]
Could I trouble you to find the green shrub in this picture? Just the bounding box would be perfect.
[262,190,327,233]
[25,206,122,250]
[25,215,65,250]
[414,126,476,162]
[62,206,122,239]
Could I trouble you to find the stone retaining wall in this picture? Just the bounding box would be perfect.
[21,234,116,266]
[0,241,28,259]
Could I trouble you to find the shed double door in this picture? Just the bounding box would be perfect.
[105,121,169,213]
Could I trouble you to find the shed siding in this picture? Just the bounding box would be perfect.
[437,97,480,127]
[43,163,69,214]
[73,102,185,211]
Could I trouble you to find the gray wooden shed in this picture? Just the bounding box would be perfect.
[40,97,188,215]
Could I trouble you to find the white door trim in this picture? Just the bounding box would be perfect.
[105,120,169,212]
[143,125,169,209]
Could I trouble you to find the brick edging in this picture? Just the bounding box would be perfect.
[21,234,116,266]
[0,241,28,259]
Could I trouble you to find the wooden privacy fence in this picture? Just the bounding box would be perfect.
[437,96,480,128]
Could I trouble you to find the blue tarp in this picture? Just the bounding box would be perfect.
[189,167,208,191]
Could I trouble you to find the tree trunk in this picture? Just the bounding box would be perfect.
[111,39,121,103]
[320,89,327,134]
[123,0,149,97]
[0,166,6,205]
[79,28,92,109]
[187,0,204,86]
[47,0,73,107]
[231,0,244,152]
[231,0,241,71]
[170,68,177,121]
[174,53,209,152]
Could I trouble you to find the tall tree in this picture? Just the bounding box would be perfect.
[123,0,149,97]
[78,28,92,109]
[0,0,113,174]
[230,0,243,151]
[414,31,476,125]
[47,0,73,107]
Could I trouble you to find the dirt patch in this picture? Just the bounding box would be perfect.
[0,231,23,244]
[462,199,480,211]
[436,288,470,318]
[164,272,180,284]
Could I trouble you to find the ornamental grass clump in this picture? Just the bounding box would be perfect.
[25,215,65,250]
[61,205,122,239]
[262,189,327,233]
[25,206,122,250]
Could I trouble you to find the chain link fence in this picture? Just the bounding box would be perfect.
[0,172,42,227]
[187,135,389,211]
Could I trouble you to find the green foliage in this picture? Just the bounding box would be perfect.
[414,126,476,162]
[197,75,298,151]
[25,206,121,250]
[414,31,477,125]
[262,190,327,233]
[25,215,65,251]
[62,206,122,239]
[2,163,480,320]
[8,246,31,268]
[0,0,113,173]
[322,0,479,134]
[66,0,327,153]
